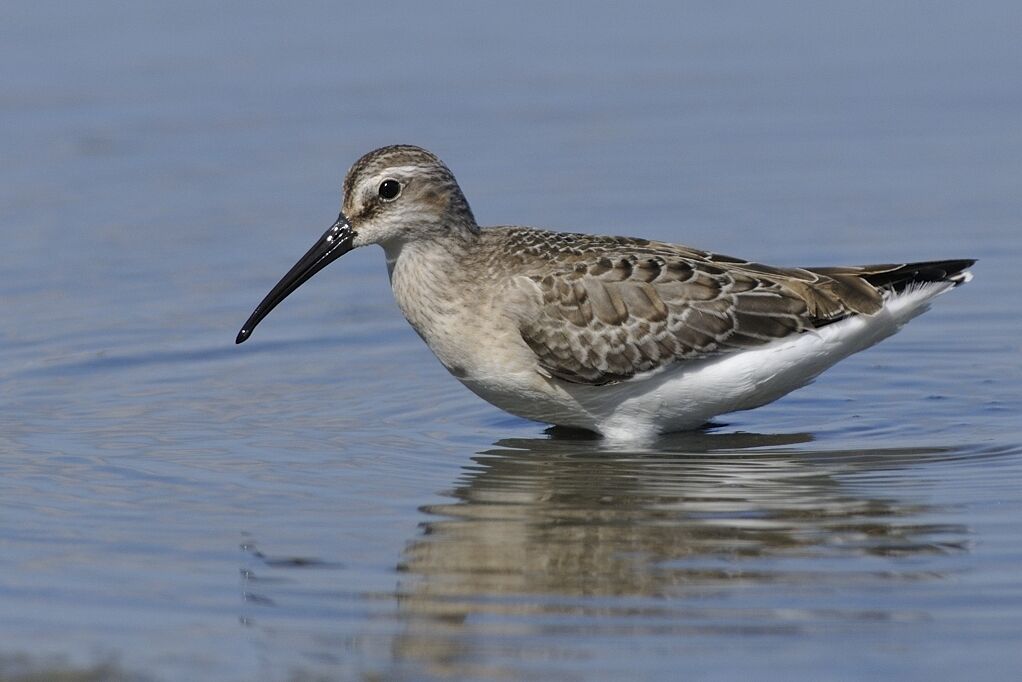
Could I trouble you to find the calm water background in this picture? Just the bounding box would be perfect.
[2,2,1021,680]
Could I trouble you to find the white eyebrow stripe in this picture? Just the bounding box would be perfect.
[375,165,428,179]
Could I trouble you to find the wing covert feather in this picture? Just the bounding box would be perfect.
[507,235,885,385]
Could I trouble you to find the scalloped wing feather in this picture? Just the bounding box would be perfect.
[507,231,895,386]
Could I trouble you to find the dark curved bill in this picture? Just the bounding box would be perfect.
[236,215,355,344]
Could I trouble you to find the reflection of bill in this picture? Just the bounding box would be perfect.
[392,433,970,678]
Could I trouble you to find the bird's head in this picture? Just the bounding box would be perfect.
[236,145,475,344]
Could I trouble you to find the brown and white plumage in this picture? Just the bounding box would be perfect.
[486,228,972,385]
[237,145,975,439]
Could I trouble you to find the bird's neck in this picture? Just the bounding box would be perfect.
[382,225,476,275]
[384,231,478,344]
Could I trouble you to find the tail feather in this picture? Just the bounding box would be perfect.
[811,259,976,295]
[860,259,976,293]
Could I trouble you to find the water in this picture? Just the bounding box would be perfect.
[2,2,1021,680]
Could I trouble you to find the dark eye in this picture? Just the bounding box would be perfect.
[378,179,401,201]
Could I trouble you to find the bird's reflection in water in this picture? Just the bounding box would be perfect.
[391,429,971,677]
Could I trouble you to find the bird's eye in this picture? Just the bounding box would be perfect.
[378,179,401,201]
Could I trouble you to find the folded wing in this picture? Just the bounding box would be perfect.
[514,237,969,386]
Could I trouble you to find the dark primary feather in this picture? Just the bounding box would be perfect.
[493,228,973,385]
[813,260,976,293]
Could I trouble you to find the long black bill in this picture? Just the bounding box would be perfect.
[236,215,355,344]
